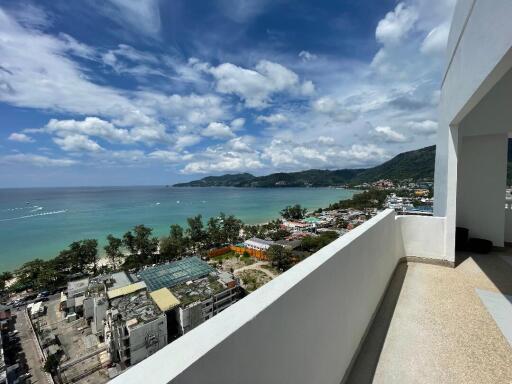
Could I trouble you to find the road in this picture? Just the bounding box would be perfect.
[16,308,53,384]
[234,261,278,279]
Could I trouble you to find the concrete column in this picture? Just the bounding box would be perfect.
[434,118,458,262]
[456,133,508,246]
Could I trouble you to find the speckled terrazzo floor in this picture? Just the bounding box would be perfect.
[346,251,512,384]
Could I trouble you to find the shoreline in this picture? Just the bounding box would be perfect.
[0,187,356,273]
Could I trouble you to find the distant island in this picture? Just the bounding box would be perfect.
[174,145,437,188]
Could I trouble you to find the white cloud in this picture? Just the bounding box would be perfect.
[207,60,313,108]
[376,3,418,46]
[421,23,450,55]
[202,122,235,139]
[407,119,438,135]
[175,134,201,149]
[148,150,182,162]
[371,126,408,143]
[317,136,335,145]
[101,0,161,37]
[8,132,34,143]
[53,134,104,153]
[257,113,288,124]
[312,96,357,123]
[0,153,76,167]
[182,148,263,174]
[299,50,317,62]
[43,117,131,143]
[230,118,245,130]
[261,139,389,169]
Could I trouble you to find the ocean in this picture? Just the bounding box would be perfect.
[0,186,355,272]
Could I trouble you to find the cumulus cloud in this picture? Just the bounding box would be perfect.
[257,113,288,125]
[376,3,418,46]
[261,139,388,169]
[371,126,408,143]
[8,132,34,143]
[0,153,76,167]
[202,122,235,139]
[207,60,314,108]
[421,23,450,55]
[53,134,104,153]
[182,148,263,174]
[43,117,131,143]
[407,119,438,135]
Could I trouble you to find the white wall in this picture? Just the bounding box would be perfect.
[112,210,404,384]
[434,0,512,259]
[397,216,446,260]
[457,133,508,246]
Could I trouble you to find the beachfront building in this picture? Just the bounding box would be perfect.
[111,2,512,383]
[242,237,274,251]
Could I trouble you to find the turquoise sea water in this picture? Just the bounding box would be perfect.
[0,186,355,272]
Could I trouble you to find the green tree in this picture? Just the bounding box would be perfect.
[280,204,307,220]
[43,353,60,374]
[104,235,124,269]
[123,225,159,265]
[187,215,206,252]
[123,231,136,254]
[220,213,243,244]
[160,224,187,261]
[69,239,98,273]
[207,216,223,247]
[269,228,291,241]
[14,259,62,291]
[267,245,293,271]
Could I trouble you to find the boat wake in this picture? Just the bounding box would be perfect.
[0,209,68,222]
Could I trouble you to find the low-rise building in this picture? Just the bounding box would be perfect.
[105,289,167,367]
[243,237,275,251]
[171,272,242,335]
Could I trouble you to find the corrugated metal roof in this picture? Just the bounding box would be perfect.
[107,281,147,300]
[150,288,180,312]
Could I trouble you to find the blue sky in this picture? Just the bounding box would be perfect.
[0,0,455,187]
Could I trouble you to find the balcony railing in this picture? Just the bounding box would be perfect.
[111,209,446,384]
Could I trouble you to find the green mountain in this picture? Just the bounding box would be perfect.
[174,146,436,187]
[173,142,511,187]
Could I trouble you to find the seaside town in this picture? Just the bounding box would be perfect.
[0,180,433,384]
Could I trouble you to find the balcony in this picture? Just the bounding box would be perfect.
[109,209,509,384]
[347,248,512,383]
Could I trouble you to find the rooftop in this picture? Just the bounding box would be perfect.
[171,275,229,307]
[138,257,213,292]
[150,288,181,312]
[107,281,147,300]
[67,277,89,297]
[110,290,162,330]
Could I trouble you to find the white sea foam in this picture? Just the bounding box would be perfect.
[0,209,67,222]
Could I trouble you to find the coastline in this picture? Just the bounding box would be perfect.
[0,186,356,272]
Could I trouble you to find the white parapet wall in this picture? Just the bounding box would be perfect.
[397,215,447,262]
[112,210,405,384]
